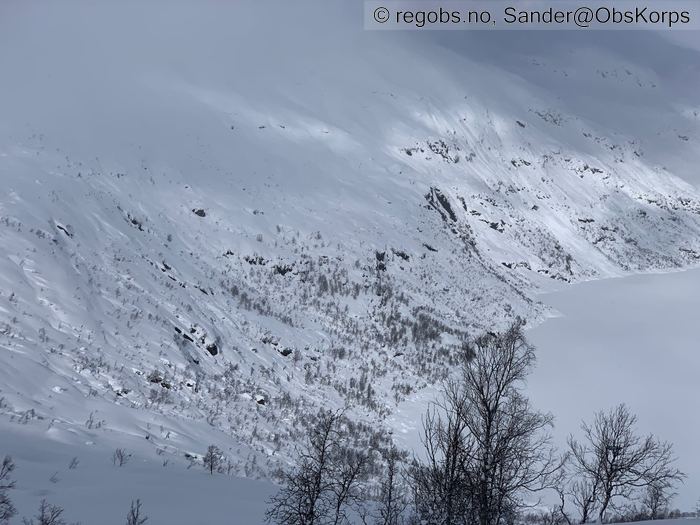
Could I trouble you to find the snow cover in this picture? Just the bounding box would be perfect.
[1,0,700,521]
[3,422,275,524]
[530,267,700,510]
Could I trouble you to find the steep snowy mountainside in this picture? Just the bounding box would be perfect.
[1,1,700,478]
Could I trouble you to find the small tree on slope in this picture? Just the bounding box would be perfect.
[203,445,223,475]
[0,456,17,525]
[22,499,66,525]
[126,499,148,525]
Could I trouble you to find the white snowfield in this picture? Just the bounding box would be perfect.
[1,1,700,522]
[3,422,275,524]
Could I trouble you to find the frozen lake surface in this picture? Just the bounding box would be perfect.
[529,267,700,511]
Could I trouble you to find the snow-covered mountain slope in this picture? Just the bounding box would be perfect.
[1,1,700,483]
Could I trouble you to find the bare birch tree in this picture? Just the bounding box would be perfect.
[126,499,148,525]
[203,445,223,475]
[641,480,675,520]
[22,499,65,525]
[266,410,369,525]
[373,446,409,525]
[568,404,684,523]
[410,320,558,525]
[0,456,16,525]
[409,382,475,525]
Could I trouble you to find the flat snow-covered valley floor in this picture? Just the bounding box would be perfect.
[0,422,276,525]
